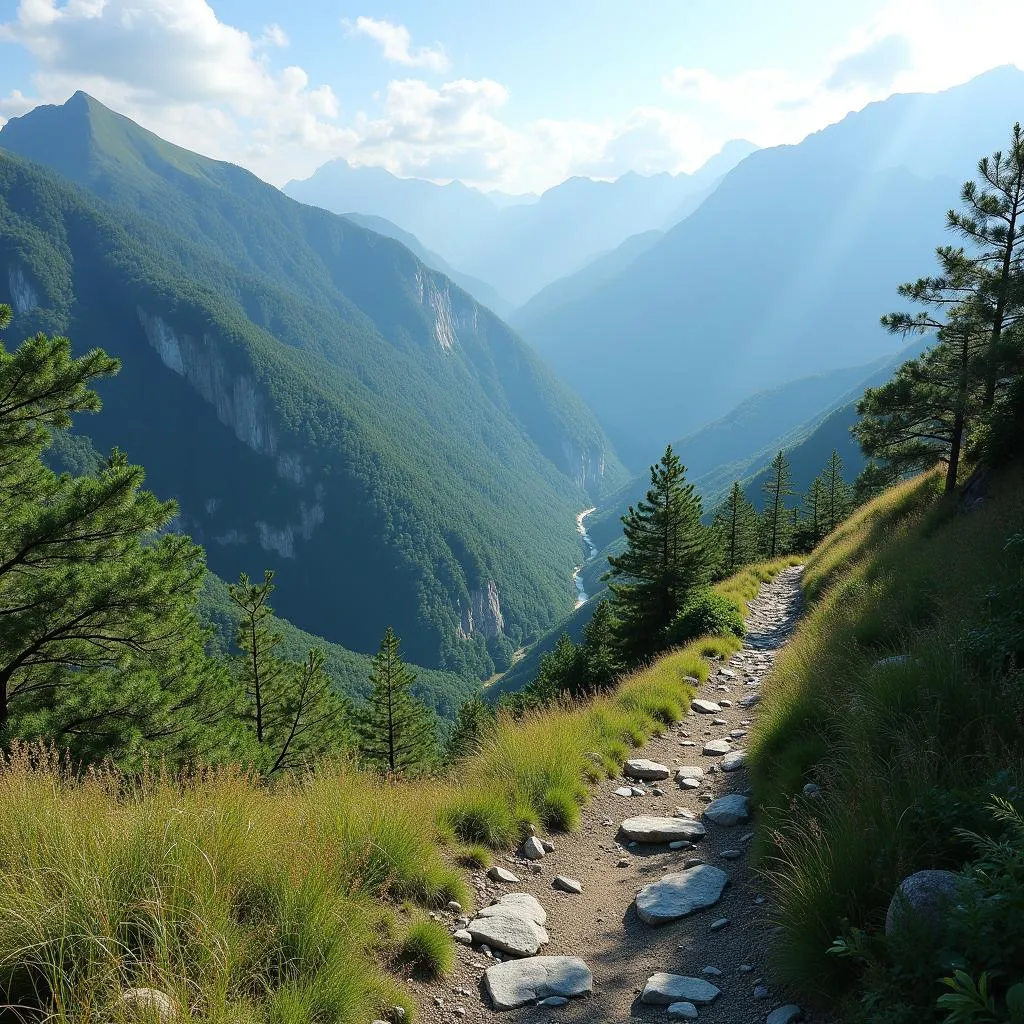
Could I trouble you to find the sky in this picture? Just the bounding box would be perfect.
[0,0,1022,193]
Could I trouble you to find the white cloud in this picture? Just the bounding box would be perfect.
[0,0,348,182]
[346,16,450,73]
[259,23,289,49]
[1,0,1022,192]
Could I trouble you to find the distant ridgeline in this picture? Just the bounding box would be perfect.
[0,93,625,679]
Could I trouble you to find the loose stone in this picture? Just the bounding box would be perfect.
[709,917,729,931]
[704,793,751,827]
[691,699,722,714]
[488,866,520,883]
[635,865,729,924]
[484,957,593,1011]
[667,1002,699,1020]
[620,816,706,843]
[553,875,582,894]
[721,749,748,771]
[624,758,671,780]
[640,973,722,1006]
[702,738,732,755]
[766,1005,805,1024]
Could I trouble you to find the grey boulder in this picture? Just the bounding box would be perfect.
[479,892,547,926]
[766,1005,805,1024]
[485,956,593,1010]
[624,758,671,780]
[468,913,548,957]
[620,816,707,843]
[640,973,722,1005]
[885,869,961,936]
[635,864,729,924]
[704,793,751,827]
[703,739,732,755]
[721,749,748,771]
[523,836,546,860]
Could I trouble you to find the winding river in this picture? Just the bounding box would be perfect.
[572,507,599,608]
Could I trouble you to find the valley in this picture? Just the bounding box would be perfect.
[0,15,1023,1024]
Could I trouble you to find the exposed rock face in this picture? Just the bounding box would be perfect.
[458,580,505,639]
[484,956,593,1010]
[138,310,279,457]
[8,267,38,314]
[415,268,479,352]
[561,440,607,490]
[885,869,961,936]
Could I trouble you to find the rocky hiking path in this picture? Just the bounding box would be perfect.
[416,567,808,1024]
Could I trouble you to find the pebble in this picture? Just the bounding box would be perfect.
[614,787,634,797]
[702,738,732,755]
[488,866,520,883]
[701,965,723,976]
[709,917,729,931]
[553,875,582,894]
[667,1002,699,1020]
[453,929,472,944]
[720,849,742,860]
[753,984,770,999]
[447,901,462,913]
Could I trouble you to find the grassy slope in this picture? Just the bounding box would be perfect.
[748,468,1024,1015]
[0,561,785,1023]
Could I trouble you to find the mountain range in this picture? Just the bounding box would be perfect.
[284,140,757,308]
[515,65,1024,465]
[0,92,624,679]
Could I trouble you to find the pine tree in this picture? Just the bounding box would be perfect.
[794,476,826,552]
[356,627,437,775]
[446,696,495,761]
[712,482,760,573]
[820,450,852,534]
[0,318,224,762]
[855,311,986,493]
[579,600,620,695]
[606,445,713,665]
[760,451,795,557]
[527,633,584,703]
[946,123,1024,408]
[229,571,349,772]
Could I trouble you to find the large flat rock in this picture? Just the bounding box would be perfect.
[691,699,722,714]
[477,892,547,927]
[641,973,722,1005]
[703,738,732,756]
[485,956,593,1010]
[635,865,729,924]
[704,793,750,827]
[620,816,707,843]
[468,912,549,957]
[623,758,671,781]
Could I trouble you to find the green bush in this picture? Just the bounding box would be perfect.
[665,588,745,647]
[399,919,455,979]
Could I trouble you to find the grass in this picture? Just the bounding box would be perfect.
[0,558,791,1022]
[398,920,455,980]
[747,468,1024,1014]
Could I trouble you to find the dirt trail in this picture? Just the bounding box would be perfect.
[417,566,810,1024]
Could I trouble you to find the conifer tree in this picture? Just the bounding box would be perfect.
[579,600,620,694]
[356,626,437,775]
[820,450,852,534]
[606,445,713,665]
[0,316,224,761]
[794,477,826,552]
[446,696,495,761]
[229,571,349,772]
[760,451,795,558]
[712,482,760,572]
[528,633,584,702]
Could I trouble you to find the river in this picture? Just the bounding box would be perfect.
[572,507,598,608]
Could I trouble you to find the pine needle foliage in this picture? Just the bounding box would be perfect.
[356,627,438,775]
[606,445,715,666]
[761,450,796,557]
[713,481,761,572]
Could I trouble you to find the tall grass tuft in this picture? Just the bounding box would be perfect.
[748,467,1024,1007]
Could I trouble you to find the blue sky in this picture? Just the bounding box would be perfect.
[0,0,1020,191]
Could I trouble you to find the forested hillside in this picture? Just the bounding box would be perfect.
[0,95,625,677]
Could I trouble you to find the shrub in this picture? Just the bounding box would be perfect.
[399,919,455,979]
[665,588,745,647]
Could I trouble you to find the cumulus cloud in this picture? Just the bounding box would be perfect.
[346,16,450,73]
[0,0,348,182]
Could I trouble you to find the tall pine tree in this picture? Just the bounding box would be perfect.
[606,445,713,665]
[820,450,852,534]
[712,482,760,573]
[356,627,437,775]
[760,451,795,558]
[229,571,349,772]
[794,476,826,552]
[0,313,225,764]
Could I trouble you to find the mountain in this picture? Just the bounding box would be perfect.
[517,66,1024,465]
[510,229,663,327]
[0,93,625,679]
[340,211,513,317]
[284,141,757,306]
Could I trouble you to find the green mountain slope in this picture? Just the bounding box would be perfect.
[0,95,624,679]
[518,67,1024,463]
[340,211,513,317]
